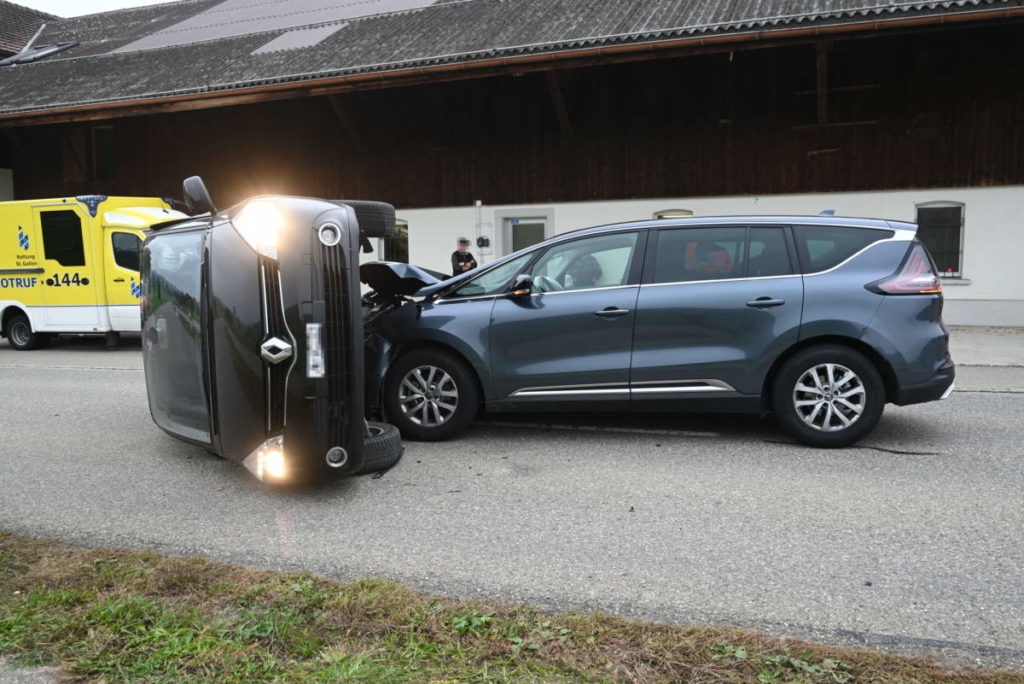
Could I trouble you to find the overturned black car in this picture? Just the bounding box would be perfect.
[141,178,402,484]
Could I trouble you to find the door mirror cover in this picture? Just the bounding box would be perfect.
[510,274,533,297]
[182,176,216,216]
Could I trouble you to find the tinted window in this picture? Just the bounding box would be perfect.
[41,210,86,267]
[451,253,533,298]
[793,225,894,272]
[112,232,142,272]
[748,227,792,277]
[652,227,746,283]
[142,231,210,443]
[531,232,639,293]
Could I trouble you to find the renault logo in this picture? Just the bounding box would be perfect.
[260,337,293,364]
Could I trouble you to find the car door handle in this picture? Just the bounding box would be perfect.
[113,278,125,282]
[595,307,631,318]
[746,297,785,308]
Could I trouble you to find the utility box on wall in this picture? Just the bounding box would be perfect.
[0,169,12,201]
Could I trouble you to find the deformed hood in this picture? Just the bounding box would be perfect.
[360,261,445,297]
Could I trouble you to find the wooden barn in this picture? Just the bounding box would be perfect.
[1,0,1022,324]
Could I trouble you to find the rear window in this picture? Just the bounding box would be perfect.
[793,225,894,272]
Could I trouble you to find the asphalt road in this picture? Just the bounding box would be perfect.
[1,336,1022,671]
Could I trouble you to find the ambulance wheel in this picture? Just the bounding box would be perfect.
[5,313,46,351]
[356,421,403,475]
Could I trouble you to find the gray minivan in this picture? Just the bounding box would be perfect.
[361,216,955,448]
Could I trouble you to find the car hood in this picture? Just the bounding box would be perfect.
[360,261,448,297]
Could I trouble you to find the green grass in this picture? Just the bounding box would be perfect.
[0,531,1020,683]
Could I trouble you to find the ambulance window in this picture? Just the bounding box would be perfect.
[112,232,142,272]
[41,211,86,267]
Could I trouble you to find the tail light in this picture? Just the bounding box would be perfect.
[867,242,942,295]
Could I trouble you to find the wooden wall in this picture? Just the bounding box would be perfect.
[9,21,1024,208]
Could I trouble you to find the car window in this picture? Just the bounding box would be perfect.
[793,225,894,272]
[747,227,792,277]
[530,232,639,293]
[40,210,86,267]
[449,253,533,298]
[652,227,747,283]
[112,232,142,272]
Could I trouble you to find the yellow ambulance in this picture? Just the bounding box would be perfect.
[1,195,188,350]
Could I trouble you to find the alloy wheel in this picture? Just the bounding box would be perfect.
[792,363,866,432]
[398,365,459,427]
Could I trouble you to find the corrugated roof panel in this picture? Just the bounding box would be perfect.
[0,0,1014,117]
[113,0,443,54]
[251,22,347,55]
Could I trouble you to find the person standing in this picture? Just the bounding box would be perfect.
[450,237,477,278]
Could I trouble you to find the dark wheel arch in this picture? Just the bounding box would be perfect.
[762,335,898,411]
[1,306,28,337]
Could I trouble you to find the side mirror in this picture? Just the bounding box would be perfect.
[182,176,216,216]
[510,274,533,297]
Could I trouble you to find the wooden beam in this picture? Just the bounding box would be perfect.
[326,94,366,155]
[544,71,573,143]
[816,41,830,125]
[1,8,1021,128]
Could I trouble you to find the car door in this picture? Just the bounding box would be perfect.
[104,229,144,331]
[489,230,646,401]
[34,206,101,329]
[630,225,803,398]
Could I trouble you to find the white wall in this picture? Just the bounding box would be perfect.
[0,169,12,201]
[369,185,1024,326]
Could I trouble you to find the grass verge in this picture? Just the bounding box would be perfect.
[0,531,1020,683]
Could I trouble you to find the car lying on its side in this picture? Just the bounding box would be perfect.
[361,216,955,448]
[140,178,402,484]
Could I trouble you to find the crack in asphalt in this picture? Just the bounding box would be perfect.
[763,439,942,456]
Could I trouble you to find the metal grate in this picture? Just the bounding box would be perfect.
[261,258,289,433]
[320,242,351,447]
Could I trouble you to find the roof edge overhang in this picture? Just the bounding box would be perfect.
[2,5,1022,128]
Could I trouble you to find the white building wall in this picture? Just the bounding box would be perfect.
[0,169,12,201]
[364,185,1024,326]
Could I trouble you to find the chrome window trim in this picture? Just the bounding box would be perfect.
[643,228,911,287]
[531,284,637,298]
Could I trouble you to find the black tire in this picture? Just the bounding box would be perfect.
[333,200,396,238]
[4,313,45,351]
[384,348,479,441]
[356,421,404,475]
[772,344,885,448]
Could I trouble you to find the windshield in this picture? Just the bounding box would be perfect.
[141,231,211,444]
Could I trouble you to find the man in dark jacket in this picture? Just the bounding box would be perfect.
[450,237,477,278]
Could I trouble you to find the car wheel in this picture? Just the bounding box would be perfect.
[4,313,45,351]
[772,345,885,448]
[384,349,479,441]
[333,199,396,238]
[356,421,404,475]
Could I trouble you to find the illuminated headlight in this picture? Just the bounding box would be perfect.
[241,435,287,481]
[306,323,325,378]
[232,200,284,260]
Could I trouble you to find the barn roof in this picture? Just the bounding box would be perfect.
[0,0,57,56]
[0,0,1020,121]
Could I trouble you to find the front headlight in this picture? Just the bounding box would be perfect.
[242,435,287,481]
[232,200,284,260]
